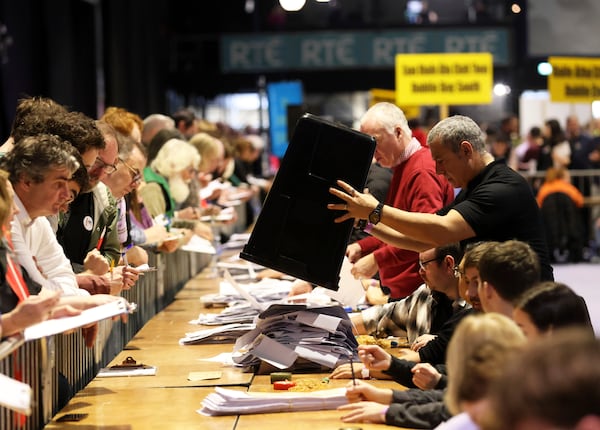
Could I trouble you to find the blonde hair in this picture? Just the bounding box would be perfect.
[189,132,223,172]
[444,313,526,415]
[150,138,200,178]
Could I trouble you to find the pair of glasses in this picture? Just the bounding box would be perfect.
[119,158,142,184]
[91,157,117,174]
[418,256,440,271]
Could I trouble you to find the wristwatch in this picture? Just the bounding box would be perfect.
[368,202,384,225]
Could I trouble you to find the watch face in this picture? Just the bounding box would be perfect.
[369,204,382,224]
[369,212,380,224]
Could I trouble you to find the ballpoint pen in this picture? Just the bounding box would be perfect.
[96,226,107,250]
[349,355,357,386]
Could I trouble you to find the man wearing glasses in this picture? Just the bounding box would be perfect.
[101,135,150,267]
[57,121,124,276]
[330,243,469,379]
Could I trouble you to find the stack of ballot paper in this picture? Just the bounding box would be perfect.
[199,386,348,416]
[193,275,292,325]
[231,304,358,373]
[179,323,256,345]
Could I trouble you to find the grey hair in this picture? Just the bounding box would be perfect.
[427,115,486,153]
[1,134,80,184]
[360,102,412,139]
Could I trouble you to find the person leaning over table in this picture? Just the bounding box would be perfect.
[346,102,454,303]
[328,114,554,282]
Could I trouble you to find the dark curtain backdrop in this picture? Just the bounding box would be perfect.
[0,0,168,140]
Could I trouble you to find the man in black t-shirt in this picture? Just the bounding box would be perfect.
[329,114,554,282]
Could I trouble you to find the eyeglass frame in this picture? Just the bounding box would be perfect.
[118,157,142,184]
[418,256,442,271]
[91,156,118,175]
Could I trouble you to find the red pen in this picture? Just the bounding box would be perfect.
[96,226,107,250]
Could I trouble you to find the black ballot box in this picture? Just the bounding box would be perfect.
[240,113,376,290]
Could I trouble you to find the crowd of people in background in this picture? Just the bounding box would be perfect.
[1,96,599,429]
[0,96,274,404]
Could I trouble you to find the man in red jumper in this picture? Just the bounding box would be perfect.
[346,103,454,302]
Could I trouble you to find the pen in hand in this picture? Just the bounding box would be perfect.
[96,226,107,250]
[349,355,357,386]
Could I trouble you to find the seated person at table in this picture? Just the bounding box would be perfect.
[140,138,213,240]
[331,243,468,379]
[512,281,594,341]
[481,328,600,430]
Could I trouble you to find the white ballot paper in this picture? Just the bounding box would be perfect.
[199,386,348,416]
[0,373,32,415]
[24,298,135,340]
[180,234,216,254]
[316,256,365,309]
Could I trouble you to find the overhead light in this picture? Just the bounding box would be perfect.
[316,0,330,2]
[493,83,511,97]
[537,62,552,76]
[511,3,521,13]
[279,0,306,11]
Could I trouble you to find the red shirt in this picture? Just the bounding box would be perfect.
[358,148,454,299]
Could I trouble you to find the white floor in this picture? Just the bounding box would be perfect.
[552,263,600,336]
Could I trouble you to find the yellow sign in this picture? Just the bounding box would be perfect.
[395,53,493,105]
[369,89,421,119]
[548,56,600,102]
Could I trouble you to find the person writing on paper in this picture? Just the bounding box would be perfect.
[140,138,213,240]
[331,243,470,379]
[328,114,554,282]
[58,163,135,296]
[0,169,82,337]
[345,103,454,303]
[56,121,137,283]
[338,314,526,429]
[0,135,124,304]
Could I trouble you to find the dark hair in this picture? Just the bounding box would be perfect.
[146,128,184,165]
[478,240,541,302]
[435,242,463,266]
[13,109,105,155]
[529,126,541,138]
[545,118,566,146]
[172,108,196,128]
[515,282,594,335]
[1,134,80,184]
[10,96,68,141]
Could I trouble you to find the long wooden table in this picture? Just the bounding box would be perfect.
[44,268,413,429]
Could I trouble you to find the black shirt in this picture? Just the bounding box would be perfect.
[439,160,553,281]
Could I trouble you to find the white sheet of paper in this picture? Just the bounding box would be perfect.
[249,334,298,369]
[223,270,267,311]
[180,235,216,254]
[24,298,133,340]
[294,345,340,368]
[197,352,235,366]
[321,256,365,308]
[295,311,341,333]
[0,373,31,415]
[97,366,157,377]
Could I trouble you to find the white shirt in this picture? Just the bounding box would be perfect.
[11,193,87,296]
